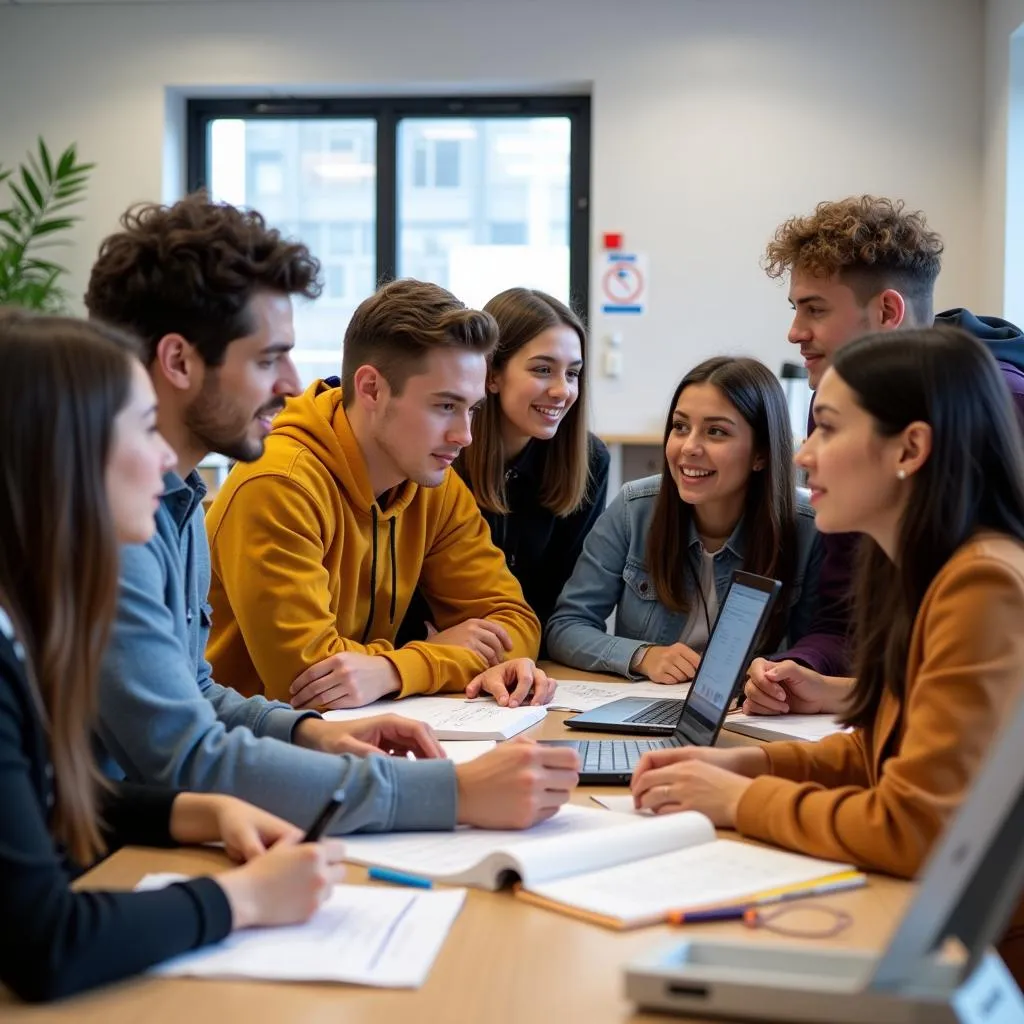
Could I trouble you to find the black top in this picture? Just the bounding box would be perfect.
[397,434,610,653]
[0,618,232,1003]
[484,433,610,638]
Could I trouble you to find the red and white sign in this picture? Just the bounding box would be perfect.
[598,252,647,315]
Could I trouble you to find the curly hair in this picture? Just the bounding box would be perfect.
[340,279,498,405]
[84,192,322,365]
[764,196,944,324]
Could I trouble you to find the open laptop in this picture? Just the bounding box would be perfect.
[543,571,780,784]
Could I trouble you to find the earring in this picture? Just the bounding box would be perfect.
[897,469,906,480]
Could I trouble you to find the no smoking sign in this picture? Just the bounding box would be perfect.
[599,252,648,315]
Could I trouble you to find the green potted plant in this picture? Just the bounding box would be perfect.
[0,138,94,312]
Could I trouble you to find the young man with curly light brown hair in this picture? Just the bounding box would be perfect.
[86,193,577,839]
[741,194,1024,714]
[205,277,558,712]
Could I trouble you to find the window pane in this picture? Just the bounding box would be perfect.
[433,140,461,188]
[413,141,428,188]
[489,221,527,245]
[328,223,356,255]
[207,117,377,387]
[324,264,347,300]
[397,117,571,307]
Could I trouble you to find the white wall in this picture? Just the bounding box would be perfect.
[0,0,985,434]
[1008,30,1024,328]
[983,0,1024,322]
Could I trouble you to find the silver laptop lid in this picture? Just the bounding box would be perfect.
[675,571,781,747]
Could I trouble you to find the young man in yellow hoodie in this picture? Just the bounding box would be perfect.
[207,279,554,710]
[88,195,578,835]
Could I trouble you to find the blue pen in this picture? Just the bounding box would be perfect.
[367,866,434,889]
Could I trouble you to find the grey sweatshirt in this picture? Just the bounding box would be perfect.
[95,470,457,834]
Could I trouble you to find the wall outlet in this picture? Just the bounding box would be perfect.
[604,347,624,378]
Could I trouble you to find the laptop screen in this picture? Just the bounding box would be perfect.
[675,574,778,746]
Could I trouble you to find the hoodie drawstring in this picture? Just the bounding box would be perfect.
[359,506,398,645]
[360,505,379,644]
[388,517,397,625]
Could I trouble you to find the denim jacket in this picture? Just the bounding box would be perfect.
[545,474,824,678]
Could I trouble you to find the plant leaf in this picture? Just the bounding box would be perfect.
[56,147,75,177]
[20,167,44,210]
[1,138,92,310]
[25,255,65,270]
[34,218,76,235]
[8,182,33,218]
[26,154,45,189]
[38,138,53,181]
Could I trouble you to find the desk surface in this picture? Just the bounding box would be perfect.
[1,667,911,1023]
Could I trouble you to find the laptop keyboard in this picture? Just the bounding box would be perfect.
[626,699,685,726]
[575,737,681,774]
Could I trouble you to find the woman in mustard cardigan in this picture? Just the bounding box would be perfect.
[630,325,1024,980]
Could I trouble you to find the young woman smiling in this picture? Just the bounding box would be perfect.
[546,356,822,682]
[450,288,609,639]
[387,286,612,663]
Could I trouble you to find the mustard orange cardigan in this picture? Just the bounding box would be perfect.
[735,532,1024,980]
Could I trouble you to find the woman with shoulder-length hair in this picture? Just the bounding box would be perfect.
[546,356,823,682]
[457,288,609,629]
[630,327,1024,985]
[402,287,609,660]
[0,312,344,1003]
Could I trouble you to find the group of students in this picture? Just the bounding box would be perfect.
[2,190,1024,1002]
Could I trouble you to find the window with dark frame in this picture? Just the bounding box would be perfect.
[187,95,591,388]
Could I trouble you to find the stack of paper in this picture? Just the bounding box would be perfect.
[324,695,546,740]
[723,712,850,743]
[137,875,465,988]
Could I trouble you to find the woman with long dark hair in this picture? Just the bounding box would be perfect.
[546,356,822,681]
[630,327,1024,982]
[0,313,344,1003]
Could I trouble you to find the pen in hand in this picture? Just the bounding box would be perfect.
[302,788,345,842]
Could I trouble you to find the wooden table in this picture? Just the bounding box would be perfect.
[1,669,913,1023]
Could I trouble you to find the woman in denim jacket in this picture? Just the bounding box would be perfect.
[546,356,824,684]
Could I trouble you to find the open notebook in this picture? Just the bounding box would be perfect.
[341,804,854,930]
[324,695,546,740]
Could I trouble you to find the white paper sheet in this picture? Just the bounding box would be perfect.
[724,712,850,743]
[341,804,712,890]
[341,804,625,879]
[526,840,852,925]
[589,794,653,816]
[438,739,496,763]
[138,876,465,988]
[546,680,691,713]
[323,695,546,739]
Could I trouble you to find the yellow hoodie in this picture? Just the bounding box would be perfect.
[205,380,540,702]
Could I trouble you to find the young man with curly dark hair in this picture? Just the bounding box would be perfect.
[741,195,1024,711]
[85,193,578,837]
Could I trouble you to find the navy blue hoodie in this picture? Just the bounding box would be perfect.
[934,308,1024,415]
